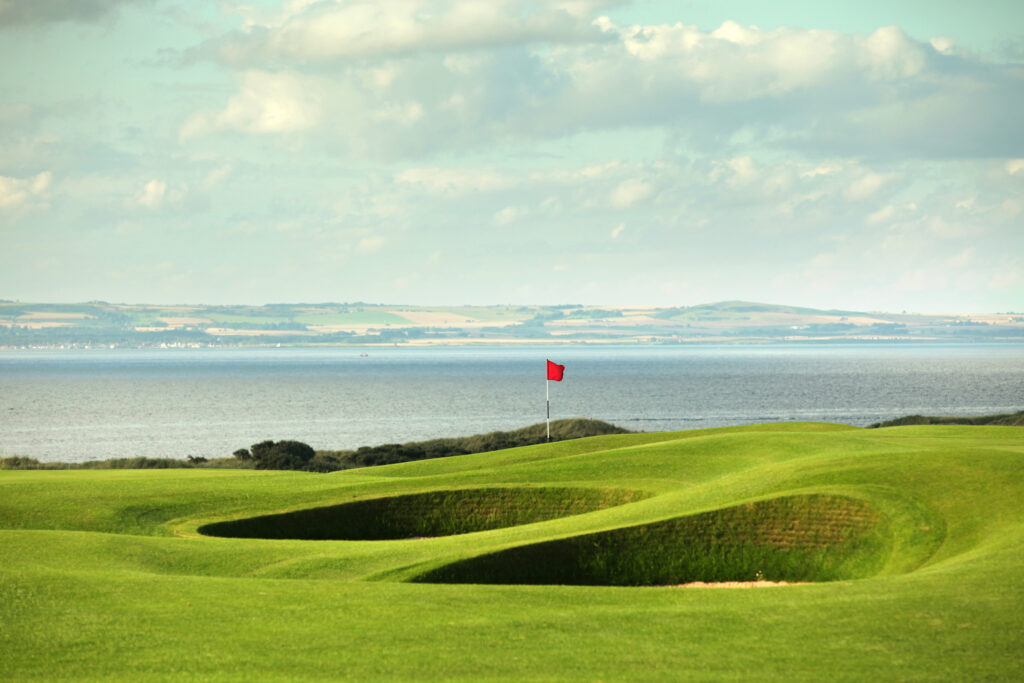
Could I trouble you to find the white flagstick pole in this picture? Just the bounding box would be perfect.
[546,376,551,442]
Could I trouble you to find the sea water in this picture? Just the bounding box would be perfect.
[1,343,1022,462]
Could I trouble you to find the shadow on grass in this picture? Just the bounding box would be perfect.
[198,487,650,540]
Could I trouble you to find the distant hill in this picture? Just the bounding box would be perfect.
[2,299,1022,348]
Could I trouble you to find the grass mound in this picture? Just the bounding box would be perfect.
[414,495,887,585]
[867,409,1024,428]
[311,417,630,471]
[198,487,648,540]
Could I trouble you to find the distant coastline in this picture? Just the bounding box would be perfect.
[2,299,1022,349]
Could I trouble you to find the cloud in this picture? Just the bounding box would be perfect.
[210,0,615,64]
[618,22,928,100]
[929,36,955,55]
[989,266,1021,290]
[493,205,527,226]
[204,164,232,187]
[395,168,514,194]
[180,71,321,139]
[865,205,896,225]
[0,171,52,210]
[809,252,835,269]
[135,179,167,208]
[948,247,976,268]
[183,13,1024,161]
[1001,199,1022,218]
[610,223,625,238]
[356,235,386,252]
[132,178,186,210]
[845,173,890,200]
[712,157,758,185]
[374,100,424,126]
[610,179,653,208]
[0,0,144,27]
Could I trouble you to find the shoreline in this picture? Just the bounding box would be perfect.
[6,336,1024,352]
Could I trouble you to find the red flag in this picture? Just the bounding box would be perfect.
[546,359,565,381]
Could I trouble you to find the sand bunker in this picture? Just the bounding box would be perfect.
[672,581,806,588]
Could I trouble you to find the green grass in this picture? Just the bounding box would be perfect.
[1,423,1022,680]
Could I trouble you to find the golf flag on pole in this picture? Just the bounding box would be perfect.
[546,360,564,442]
[546,360,565,381]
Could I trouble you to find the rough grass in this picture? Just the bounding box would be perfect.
[414,494,889,585]
[1,422,1023,680]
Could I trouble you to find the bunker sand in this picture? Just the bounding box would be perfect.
[672,580,807,588]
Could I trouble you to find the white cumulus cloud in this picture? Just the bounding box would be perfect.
[846,173,890,200]
[132,179,186,210]
[181,11,1024,161]
[493,205,527,226]
[0,171,52,211]
[136,179,168,209]
[395,168,514,194]
[865,205,896,225]
[610,179,653,208]
[181,71,321,139]
[356,235,386,252]
[212,0,612,64]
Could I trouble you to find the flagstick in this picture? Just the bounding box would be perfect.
[546,377,551,442]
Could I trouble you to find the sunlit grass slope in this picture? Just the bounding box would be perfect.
[1,423,1022,680]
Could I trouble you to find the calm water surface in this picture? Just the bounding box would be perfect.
[1,344,1022,462]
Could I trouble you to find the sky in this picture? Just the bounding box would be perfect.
[1,0,1022,313]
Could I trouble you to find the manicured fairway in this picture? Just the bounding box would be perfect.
[1,423,1022,680]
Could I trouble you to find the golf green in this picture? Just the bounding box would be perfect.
[2,422,1022,679]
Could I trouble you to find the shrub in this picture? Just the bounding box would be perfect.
[250,440,316,470]
[0,456,45,470]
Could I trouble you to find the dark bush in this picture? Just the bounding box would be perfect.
[80,457,192,469]
[0,456,45,470]
[250,440,316,470]
[306,451,345,473]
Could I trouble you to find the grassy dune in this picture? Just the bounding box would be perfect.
[868,409,1024,427]
[1,423,1022,680]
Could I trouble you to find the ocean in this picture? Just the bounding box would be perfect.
[1,343,1022,462]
